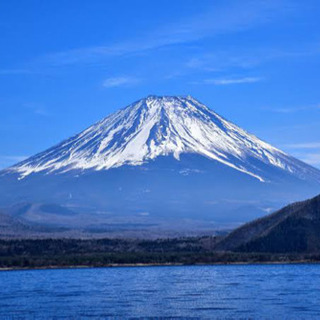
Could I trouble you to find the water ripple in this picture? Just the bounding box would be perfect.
[0,264,320,319]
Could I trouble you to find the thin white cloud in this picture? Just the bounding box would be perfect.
[283,142,320,168]
[0,155,28,170]
[102,76,140,88]
[186,53,262,71]
[269,108,307,113]
[301,153,320,167]
[264,104,320,113]
[285,142,320,149]
[186,44,320,73]
[200,77,262,85]
[36,0,291,67]
[267,121,320,132]
[0,156,27,162]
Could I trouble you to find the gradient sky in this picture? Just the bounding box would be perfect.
[0,0,320,169]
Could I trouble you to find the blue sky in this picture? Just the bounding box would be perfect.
[0,0,320,169]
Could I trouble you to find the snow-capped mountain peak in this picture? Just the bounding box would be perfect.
[5,95,320,183]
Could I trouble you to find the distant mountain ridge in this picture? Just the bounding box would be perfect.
[0,95,320,230]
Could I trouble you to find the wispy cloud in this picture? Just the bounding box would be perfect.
[102,76,140,88]
[268,107,308,114]
[283,141,320,168]
[205,77,262,85]
[284,142,320,149]
[33,0,291,67]
[263,103,320,113]
[267,121,320,132]
[301,153,320,167]
[192,77,262,86]
[186,53,263,71]
[185,43,320,73]
[0,155,27,170]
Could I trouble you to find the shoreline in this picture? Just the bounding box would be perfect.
[1,259,319,272]
[2,238,320,272]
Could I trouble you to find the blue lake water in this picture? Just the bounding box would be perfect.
[1,264,320,319]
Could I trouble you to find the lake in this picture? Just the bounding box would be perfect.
[1,264,320,319]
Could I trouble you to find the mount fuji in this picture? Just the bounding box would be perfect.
[1,95,320,234]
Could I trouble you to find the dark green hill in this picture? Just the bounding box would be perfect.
[215,194,320,253]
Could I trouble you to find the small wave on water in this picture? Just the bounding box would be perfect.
[1,264,320,319]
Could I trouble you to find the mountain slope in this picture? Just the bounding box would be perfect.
[0,95,320,230]
[215,194,320,253]
[3,95,320,183]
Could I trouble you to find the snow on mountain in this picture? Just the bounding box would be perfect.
[5,95,320,183]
